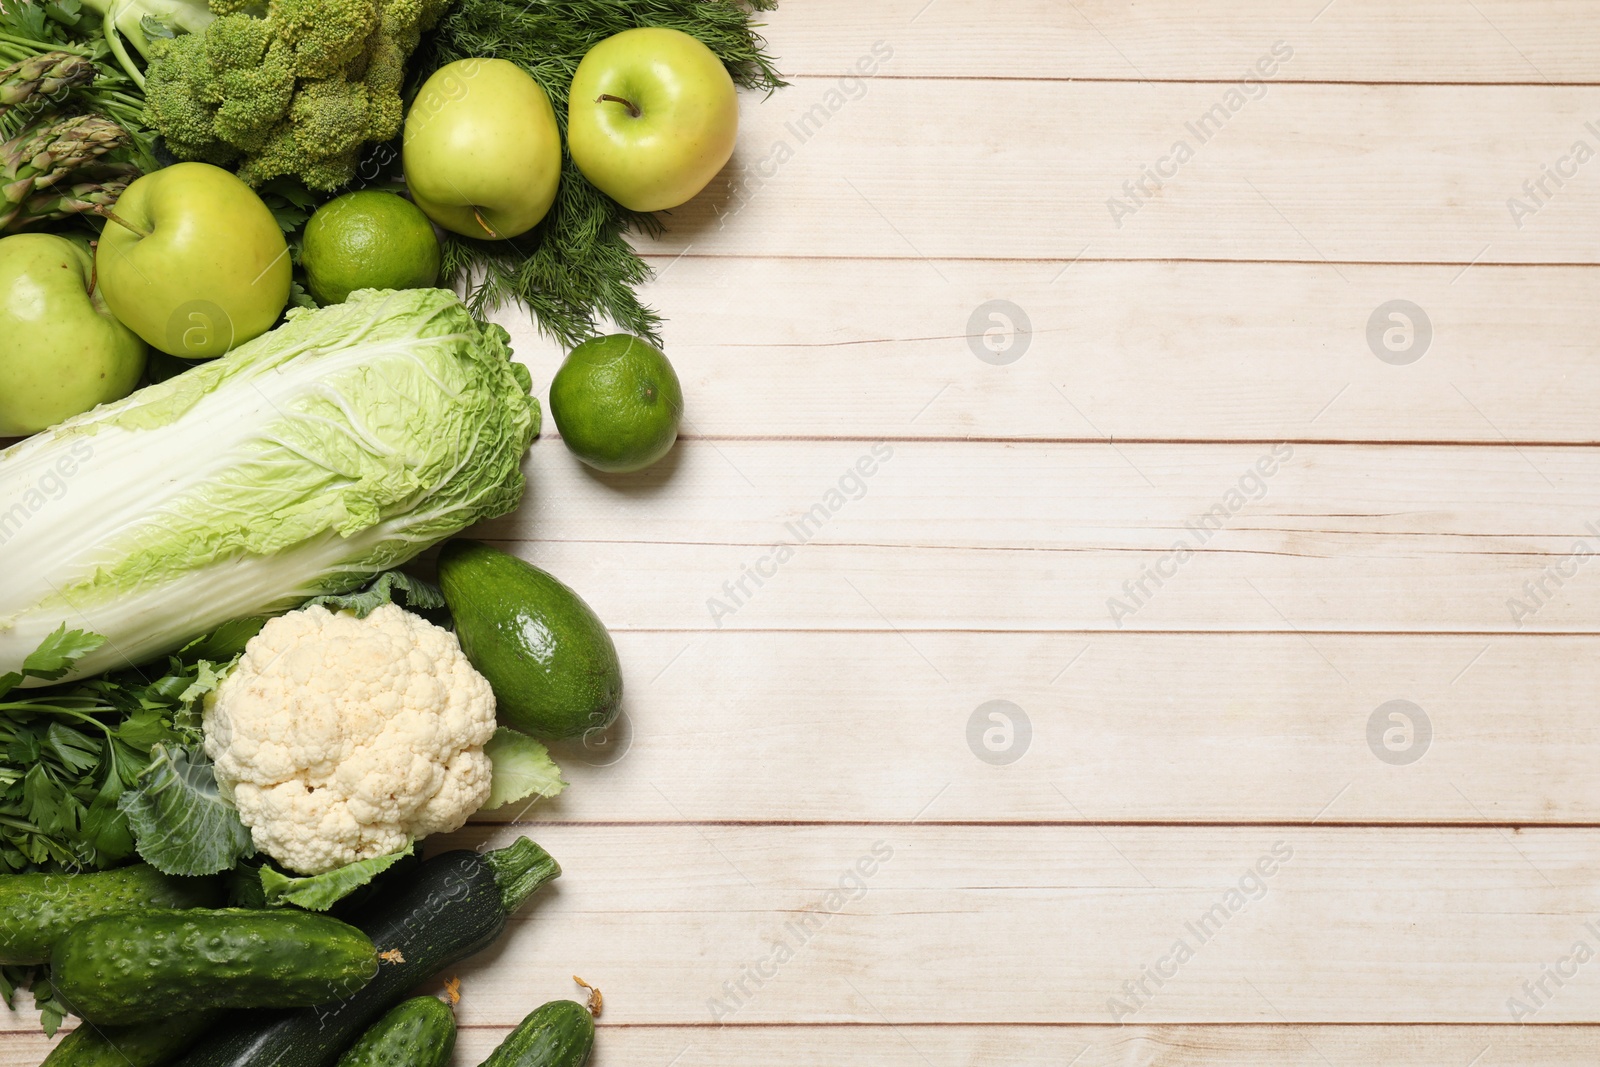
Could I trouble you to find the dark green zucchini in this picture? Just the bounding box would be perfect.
[41,1012,220,1067]
[174,837,560,1067]
[51,909,379,1025]
[334,996,455,1067]
[0,865,221,964]
[481,1001,593,1067]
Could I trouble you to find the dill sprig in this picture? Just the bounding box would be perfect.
[410,0,786,347]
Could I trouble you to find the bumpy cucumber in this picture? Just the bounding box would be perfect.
[334,996,455,1067]
[0,865,221,964]
[174,839,560,1067]
[41,1012,220,1067]
[51,908,379,1025]
[480,1001,593,1067]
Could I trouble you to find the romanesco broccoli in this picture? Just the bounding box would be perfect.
[141,0,448,190]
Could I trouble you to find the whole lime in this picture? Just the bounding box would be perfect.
[301,191,441,305]
[549,334,683,473]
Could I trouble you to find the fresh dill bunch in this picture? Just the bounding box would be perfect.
[410,0,786,347]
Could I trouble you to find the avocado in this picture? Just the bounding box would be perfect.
[437,540,623,740]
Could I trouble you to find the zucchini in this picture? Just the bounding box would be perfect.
[41,1012,220,1067]
[0,865,221,964]
[51,909,379,1025]
[481,1001,593,1067]
[174,838,560,1067]
[334,996,455,1067]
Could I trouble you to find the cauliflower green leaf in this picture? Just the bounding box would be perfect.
[481,727,566,812]
[259,843,412,910]
[118,743,255,876]
[305,570,444,619]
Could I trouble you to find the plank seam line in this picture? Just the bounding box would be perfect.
[635,253,1600,268]
[466,623,1600,637]
[466,819,1600,830]
[658,436,1600,448]
[782,74,1600,88]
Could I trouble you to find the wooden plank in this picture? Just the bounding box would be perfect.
[7,1024,1600,1067]
[494,259,1600,443]
[762,0,1600,84]
[339,826,1600,1023]
[472,440,1600,632]
[475,631,1600,825]
[641,79,1600,262]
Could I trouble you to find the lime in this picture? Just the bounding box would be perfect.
[549,334,683,473]
[301,191,441,306]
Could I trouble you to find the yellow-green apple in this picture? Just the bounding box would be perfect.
[95,162,290,360]
[0,233,145,436]
[404,59,562,240]
[566,27,739,212]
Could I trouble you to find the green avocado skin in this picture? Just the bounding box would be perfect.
[438,540,623,740]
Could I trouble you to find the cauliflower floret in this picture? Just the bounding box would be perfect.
[204,602,496,874]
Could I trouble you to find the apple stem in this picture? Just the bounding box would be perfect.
[472,208,499,239]
[94,206,150,239]
[595,93,642,119]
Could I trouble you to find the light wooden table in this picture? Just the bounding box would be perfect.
[11,1,1600,1064]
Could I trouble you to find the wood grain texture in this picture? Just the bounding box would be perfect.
[475,631,1600,825]
[374,826,1600,1023]
[642,78,1600,263]
[473,439,1600,632]
[492,259,1600,443]
[7,1024,1600,1067]
[765,0,1600,83]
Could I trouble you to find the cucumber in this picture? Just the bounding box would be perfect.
[41,1012,220,1067]
[0,865,221,964]
[480,1001,593,1067]
[334,997,455,1067]
[51,909,379,1025]
[174,838,560,1067]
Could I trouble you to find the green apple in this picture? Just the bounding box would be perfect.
[0,233,145,436]
[404,59,562,240]
[567,27,739,213]
[95,162,291,360]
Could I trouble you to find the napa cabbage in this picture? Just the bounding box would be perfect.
[0,288,539,682]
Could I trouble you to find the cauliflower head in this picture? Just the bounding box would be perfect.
[204,603,497,875]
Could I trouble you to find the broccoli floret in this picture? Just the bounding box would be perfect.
[268,0,378,79]
[203,20,295,149]
[140,0,433,190]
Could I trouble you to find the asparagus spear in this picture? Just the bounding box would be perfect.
[5,175,130,230]
[0,50,94,116]
[0,112,129,230]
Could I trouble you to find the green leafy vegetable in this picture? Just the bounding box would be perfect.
[0,630,223,874]
[117,743,254,876]
[0,288,540,685]
[306,571,446,619]
[259,844,412,910]
[0,0,157,166]
[409,0,786,346]
[481,727,566,811]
